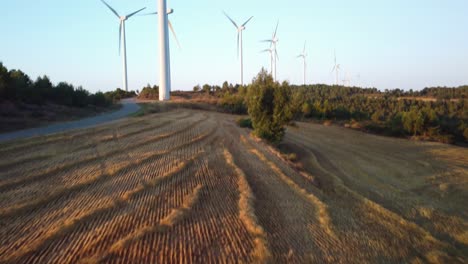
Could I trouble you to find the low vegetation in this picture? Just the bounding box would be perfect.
[104,89,137,102]
[138,84,159,100]
[186,71,467,145]
[236,117,252,129]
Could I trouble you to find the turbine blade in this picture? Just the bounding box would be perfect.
[303,41,306,54]
[119,21,122,55]
[168,20,182,50]
[273,20,279,39]
[242,16,254,27]
[141,11,158,16]
[100,0,120,18]
[127,7,146,18]
[275,50,279,61]
[223,11,238,29]
[260,49,270,53]
[261,39,273,43]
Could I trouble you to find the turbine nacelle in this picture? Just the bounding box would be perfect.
[141,9,181,49]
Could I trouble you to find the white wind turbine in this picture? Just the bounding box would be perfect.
[297,41,307,86]
[261,47,274,76]
[100,0,146,92]
[223,12,254,86]
[331,50,341,86]
[262,21,279,81]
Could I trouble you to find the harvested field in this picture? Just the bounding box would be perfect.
[0,109,466,263]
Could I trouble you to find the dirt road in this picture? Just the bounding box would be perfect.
[0,99,140,143]
[0,110,466,263]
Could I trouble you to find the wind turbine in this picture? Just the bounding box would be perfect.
[100,0,146,92]
[142,2,180,101]
[331,50,341,86]
[262,21,279,81]
[261,48,274,75]
[157,0,174,101]
[223,12,253,86]
[297,41,307,86]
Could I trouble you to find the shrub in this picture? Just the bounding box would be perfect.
[246,69,292,144]
[219,93,247,114]
[236,117,252,129]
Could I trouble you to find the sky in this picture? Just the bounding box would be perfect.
[1,0,468,93]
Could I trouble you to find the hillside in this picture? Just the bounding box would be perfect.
[0,109,466,263]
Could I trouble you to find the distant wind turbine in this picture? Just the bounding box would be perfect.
[297,41,307,86]
[100,0,146,92]
[261,48,274,75]
[262,21,279,81]
[331,50,341,86]
[223,12,254,86]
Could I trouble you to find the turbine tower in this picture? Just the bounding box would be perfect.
[331,50,341,85]
[223,12,253,86]
[100,0,146,92]
[297,41,307,86]
[157,0,175,101]
[262,21,279,81]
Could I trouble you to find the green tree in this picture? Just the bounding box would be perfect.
[222,81,230,92]
[371,110,384,123]
[9,70,32,101]
[0,62,10,99]
[246,69,292,144]
[202,84,211,94]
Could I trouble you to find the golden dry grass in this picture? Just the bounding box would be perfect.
[223,148,271,262]
[0,109,466,263]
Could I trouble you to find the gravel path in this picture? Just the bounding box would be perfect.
[0,99,141,143]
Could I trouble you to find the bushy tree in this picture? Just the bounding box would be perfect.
[9,70,32,100]
[138,85,159,100]
[246,69,292,144]
[202,84,211,94]
[0,62,10,99]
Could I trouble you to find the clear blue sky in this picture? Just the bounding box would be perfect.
[2,0,467,93]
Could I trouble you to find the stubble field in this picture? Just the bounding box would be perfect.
[0,109,466,263]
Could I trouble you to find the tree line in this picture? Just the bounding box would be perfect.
[196,71,467,144]
[0,62,135,108]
